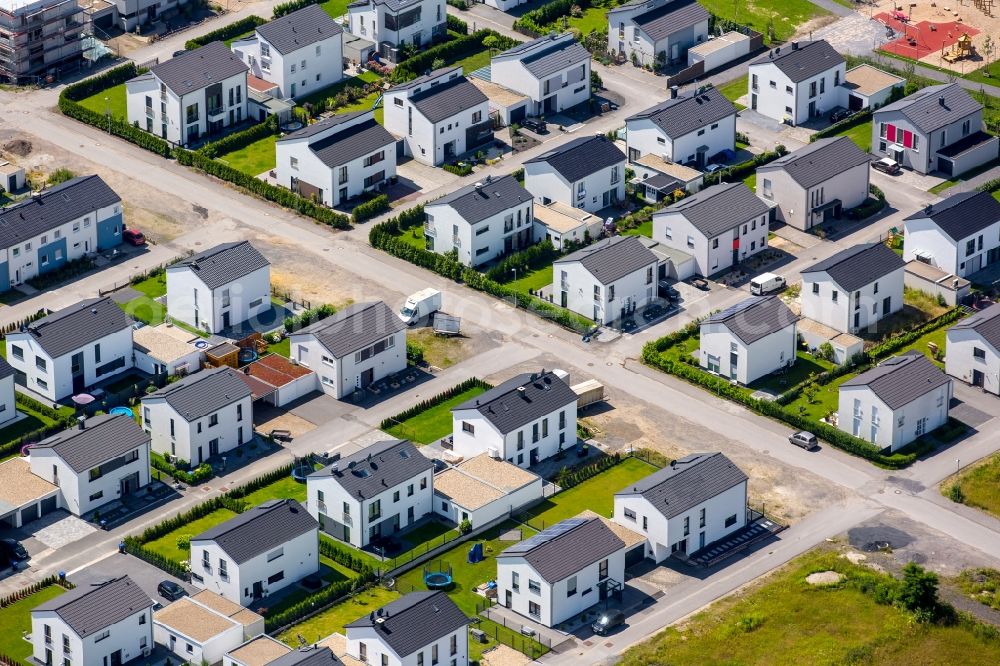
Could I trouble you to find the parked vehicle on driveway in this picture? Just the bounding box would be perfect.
[750,272,786,296]
[398,288,442,325]
[829,108,854,123]
[521,118,547,134]
[872,157,901,175]
[157,580,186,601]
[123,228,146,246]
[592,610,626,635]
[0,538,28,565]
[789,431,819,450]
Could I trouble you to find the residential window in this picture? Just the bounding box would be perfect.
[10,345,22,360]
[528,601,540,618]
[237,404,243,422]
[268,571,285,584]
[512,571,520,591]
[89,490,103,501]
[473,110,482,123]
[382,656,389,666]
[967,239,976,257]
[683,516,690,536]
[963,119,971,136]
[203,550,211,568]
[432,645,439,665]
[290,156,299,170]
[421,477,427,490]
[219,559,228,579]
[462,422,474,434]
[37,378,48,390]
[369,499,381,520]
[542,418,548,438]
[36,357,46,372]
[974,347,986,360]
[725,514,737,527]
[94,630,110,643]
[209,414,218,427]
[338,166,348,184]
[364,151,385,167]
[267,548,283,562]
[812,283,819,294]
[359,643,367,662]
[699,507,706,528]
[624,508,636,521]
[559,410,566,429]
[686,235,694,249]
[832,290,838,303]
[712,238,718,249]
[517,431,524,450]
[450,634,457,656]
[599,558,609,580]
[567,576,577,596]
[532,423,539,443]
[529,579,541,594]
[643,516,648,530]
[393,490,400,502]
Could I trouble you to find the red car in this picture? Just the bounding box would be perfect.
[123,228,146,246]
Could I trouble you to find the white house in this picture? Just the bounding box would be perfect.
[0,357,15,427]
[450,369,577,468]
[231,5,343,100]
[613,452,748,563]
[5,296,133,402]
[344,591,469,666]
[307,439,434,549]
[433,453,543,529]
[126,42,249,147]
[800,242,905,335]
[652,182,770,277]
[166,240,271,335]
[839,351,953,451]
[491,33,591,117]
[290,301,406,399]
[191,499,319,605]
[946,303,1000,395]
[141,366,254,466]
[747,40,845,125]
[496,516,625,628]
[423,174,533,266]
[275,110,397,208]
[755,136,872,231]
[607,0,709,67]
[553,235,659,325]
[903,191,1000,278]
[531,201,601,250]
[841,64,904,111]
[154,590,265,665]
[132,324,205,377]
[524,135,626,214]
[383,66,492,166]
[347,0,446,63]
[699,296,798,385]
[625,86,736,168]
[31,576,154,666]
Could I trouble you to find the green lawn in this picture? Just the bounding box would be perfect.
[216,134,277,177]
[319,0,351,19]
[397,227,427,251]
[748,351,835,396]
[622,219,653,238]
[715,74,748,110]
[143,508,239,564]
[268,337,291,358]
[948,453,1000,519]
[277,586,401,644]
[0,399,75,463]
[0,584,66,662]
[744,172,757,191]
[387,519,461,566]
[564,7,607,35]
[453,48,492,76]
[132,272,167,298]
[339,92,384,125]
[832,119,872,151]
[119,295,166,326]
[320,534,383,570]
[262,555,354,617]
[784,372,854,423]
[508,265,553,295]
[296,70,382,108]
[383,386,488,444]
[241,475,308,505]
[224,30,255,47]
[698,0,829,43]
[77,82,127,120]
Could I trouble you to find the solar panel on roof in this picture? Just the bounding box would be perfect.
[503,518,588,554]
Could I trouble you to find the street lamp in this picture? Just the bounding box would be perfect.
[104,96,111,134]
[511,268,518,309]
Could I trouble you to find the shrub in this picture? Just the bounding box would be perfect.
[817,342,835,362]
[459,519,472,534]
[59,96,172,157]
[185,15,267,49]
[198,115,278,158]
[406,341,425,365]
[48,168,76,185]
[484,240,558,283]
[896,562,940,620]
[810,108,874,142]
[948,484,966,504]
[703,146,788,186]
[283,304,337,332]
[379,378,493,430]
[175,534,191,550]
[864,309,964,363]
[352,194,390,223]
[391,30,518,82]
[513,0,591,34]
[443,162,473,176]
[446,13,468,34]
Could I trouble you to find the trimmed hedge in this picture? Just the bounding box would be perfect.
[379,377,492,431]
[513,0,591,35]
[553,451,623,489]
[0,575,74,610]
[198,115,278,159]
[447,13,469,34]
[811,107,874,142]
[705,145,787,186]
[272,0,320,18]
[62,62,139,101]
[150,453,213,485]
[391,30,518,82]
[864,308,965,362]
[265,574,375,631]
[184,15,267,50]
[0,394,78,459]
[124,539,189,579]
[846,183,887,221]
[352,194,391,223]
[319,537,376,576]
[284,303,337,332]
[485,239,558,283]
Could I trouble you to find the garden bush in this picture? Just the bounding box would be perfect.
[447,13,468,34]
[484,240,558,283]
[271,0,320,18]
[151,454,213,485]
[352,194,390,223]
[513,0,591,35]
[283,304,337,332]
[379,377,492,430]
[443,162,473,176]
[198,115,278,159]
[391,30,518,82]
[704,145,788,186]
[185,15,267,50]
[811,108,874,141]
[406,341,424,365]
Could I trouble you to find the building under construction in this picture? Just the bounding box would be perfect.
[0,0,84,84]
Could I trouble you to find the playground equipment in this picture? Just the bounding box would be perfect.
[942,33,975,62]
[423,563,454,590]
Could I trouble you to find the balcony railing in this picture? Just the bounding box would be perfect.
[342,513,352,525]
[424,223,436,236]
[207,106,225,120]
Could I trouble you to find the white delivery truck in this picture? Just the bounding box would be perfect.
[398,288,442,325]
[750,272,786,296]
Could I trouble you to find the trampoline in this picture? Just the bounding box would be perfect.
[109,406,134,418]
[290,458,313,482]
[424,571,454,590]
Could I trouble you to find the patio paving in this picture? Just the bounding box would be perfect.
[29,512,97,550]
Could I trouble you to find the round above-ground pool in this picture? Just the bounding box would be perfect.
[239,348,259,364]
[424,572,453,590]
[194,340,209,349]
[109,406,134,418]
[290,462,313,482]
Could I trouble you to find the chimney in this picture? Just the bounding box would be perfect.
[474,181,483,190]
[78,416,86,430]
[939,95,945,106]
[792,41,799,50]
[669,85,678,99]
[517,386,527,398]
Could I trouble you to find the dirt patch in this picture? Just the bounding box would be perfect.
[3,139,31,157]
[408,327,487,369]
[255,411,317,440]
[480,645,531,666]
[806,570,845,586]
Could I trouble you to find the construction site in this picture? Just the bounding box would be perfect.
[0,0,85,84]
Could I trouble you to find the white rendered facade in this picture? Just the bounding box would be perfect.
[290,326,405,399]
[800,269,904,335]
[231,23,343,99]
[625,109,735,166]
[424,194,533,267]
[31,597,152,666]
[838,374,952,452]
[757,158,870,231]
[141,389,253,465]
[554,252,656,325]
[653,206,768,278]
[903,215,1000,278]
[748,53,845,126]
[946,316,1000,395]
[347,0,446,63]
[451,401,576,468]
[524,159,625,214]
[699,319,797,385]
[491,34,591,117]
[166,265,270,335]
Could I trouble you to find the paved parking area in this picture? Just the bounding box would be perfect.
[29,513,97,550]
[74,550,196,602]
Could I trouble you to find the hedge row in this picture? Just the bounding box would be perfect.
[553,451,622,490]
[134,494,248,544]
[352,194,390,223]
[123,539,189,579]
[59,96,173,157]
[284,303,337,332]
[0,307,48,335]
[811,107,874,142]
[485,239,558,284]
[705,145,787,186]
[62,62,139,101]
[379,377,492,431]
[0,394,78,459]
[150,454,213,485]
[184,15,267,50]
[265,574,375,631]
[446,13,469,34]
[198,115,278,159]
[272,0,321,18]
[513,0,591,35]
[319,537,377,576]
[846,183,887,221]
[864,308,965,362]
[391,30,518,82]
[227,462,296,500]
[0,575,74,610]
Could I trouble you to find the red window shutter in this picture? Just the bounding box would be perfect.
[886,124,896,142]
[903,130,913,148]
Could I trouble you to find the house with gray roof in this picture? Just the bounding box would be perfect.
[699,296,798,385]
[613,452,748,563]
[524,134,626,214]
[451,369,577,468]
[141,366,254,465]
[748,40,845,125]
[32,576,154,666]
[383,66,492,167]
[191,499,319,605]
[126,41,250,147]
[0,356,14,428]
[839,351,952,451]
[607,0,710,68]
[946,302,1000,395]
[5,296,134,401]
[873,82,998,175]
[756,136,872,231]
[491,32,591,117]
[307,439,434,549]
[166,240,271,335]
[625,86,736,167]
[902,191,1000,278]
[344,591,469,665]
[269,646,345,666]
[347,0,446,63]
[422,174,533,266]
[275,110,397,208]
[289,301,406,399]
[496,516,626,627]
[653,181,771,277]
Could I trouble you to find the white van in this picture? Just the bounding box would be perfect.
[398,288,442,325]
[750,272,786,295]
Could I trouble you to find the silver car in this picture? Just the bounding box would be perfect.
[789,431,818,450]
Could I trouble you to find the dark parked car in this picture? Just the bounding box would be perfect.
[0,538,28,564]
[123,228,146,246]
[521,118,547,134]
[871,157,901,175]
[829,108,854,123]
[592,610,626,635]
[157,580,187,601]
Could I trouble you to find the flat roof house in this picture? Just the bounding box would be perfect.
[839,351,952,452]
[154,590,265,665]
[607,0,710,68]
[532,201,601,250]
[433,453,543,529]
[699,296,798,385]
[613,452,748,563]
[748,40,845,126]
[630,154,704,204]
[224,634,295,666]
[524,134,626,214]
[625,86,736,168]
[841,64,904,110]
[347,0,446,63]
[756,136,872,231]
[947,303,1000,395]
[490,32,591,117]
[902,191,1000,278]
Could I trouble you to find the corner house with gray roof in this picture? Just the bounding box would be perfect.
[872,82,997,176]
[346,0,446,64]
[838,351,952,451]
[747,40,845,126]
[451,369,577,468]
[902,190,1000,278]
[166,240,271,335]
[422,174,533,266]
[613,452,748,563]
[141,366,254,465]
[755,136,872,231]
[625,85,736,167]
[653,181,770,278]
[699,296,798,385]
[496,516,625,627]
[383,66,492,167]
[946,302,1000,395]
[307,439,434,549]
[800,242,905,335]
[345,591,469,666]
[490,32,591,118]
[289,301,406,399]
[126,41,249,147]
[31,575,154,666]
[276,110,396,208]
[554,235,659,325]
[5,296,134,402]
[607,0,710,68]
[191,499,319,605]
[524,134,626,214]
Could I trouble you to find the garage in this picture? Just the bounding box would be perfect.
[20,504,38,525]
[239,354,318,408]
[40,495,58,516]
[510,105,526,124]
[848,94,864,111]
[938,157,954,177]
[624,541,646,567]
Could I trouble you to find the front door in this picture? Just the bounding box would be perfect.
[530,448,539,465]
[505,590,512,608]
[808,100,816,117]
[973,369,985,387]
[882,296,892,315]
[360,367,375,388]
[71,352,85,393]
[222,311,231,329]
[209,439,219,457]
[751,93,757,110]
[252,581,264,599]
[119,471,139,497]
[110,650,122,666]
[197,446,204,464]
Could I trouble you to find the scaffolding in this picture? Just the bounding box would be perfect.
[0,0,86,84]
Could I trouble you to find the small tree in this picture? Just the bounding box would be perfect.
[432,57,445,70]
[459,519,472,534]
[895,562,939,620]
[802,382,820,405]
[48,168,76,185]
[817,342,835,362]
[483,34,499,57]
[984,35,995,77]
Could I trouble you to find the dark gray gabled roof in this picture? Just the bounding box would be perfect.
[497,32,590,79]
[293,301,405,359]
[277,110,368,141]
[145,366,251,421]
[345,592,468,657]
[660,182,769,238]
[876,83,982,133]
[497,517,624,584]
[348,0,425,12]
[256,5,342,56]
[310,440,433,501]
[33,576,153,638]
[704,295,797,345]
[757,137,871,189]
[427,175,531,226]
[21,297,132,359]
[525,134,625,183]
[268,647,344,666]
[411,76,488,124]
[633,0,710,42]
[555,235,657,285]
[750,40,844,83]
[168,240,269,290]
[302,114,395,169]
[451,370,576,435]
[192,499,317,564]
[32,414,149,474]
[801,242,904,292]
[903,190,1000,242]
[0,175,120,250]
[150,41,248,94]
[627,87,736,140]
[615,452,748,519]
[841,351,951,410]
[950,303,1000,352]
[0,356,13,382]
